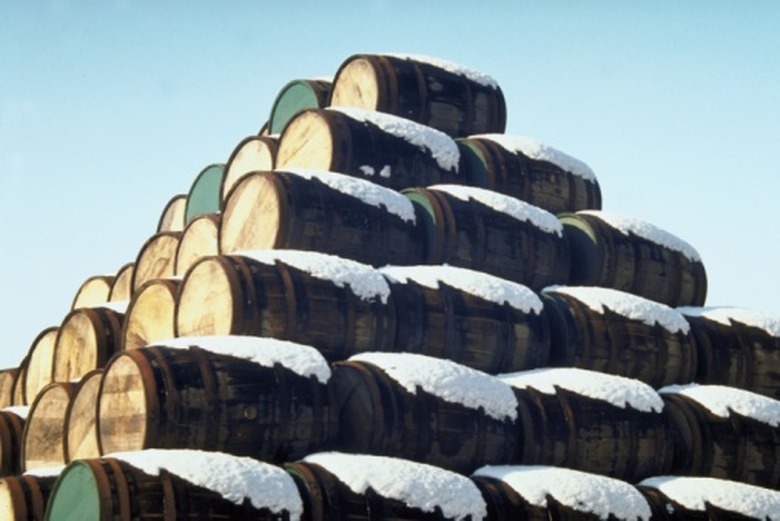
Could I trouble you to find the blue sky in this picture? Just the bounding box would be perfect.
[1,1,779,369]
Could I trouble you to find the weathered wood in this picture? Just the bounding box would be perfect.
[21,327,58,406]
[11,358,28,406]
[174,213,220,276]
[131,231,181,293]
[108,262,134,302]
[121,278,181,351]
[269,79,332,135]
[21,382,76,471]
[0,410,25,476]
[156,193,187,233]
[0,369,17,409]
[221,135,278,204]
[71,275,114,310]
[184,163,225,226]
[63,369,103,462]
[0,473,57,521]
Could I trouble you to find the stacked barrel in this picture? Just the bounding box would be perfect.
[2,52,780,520]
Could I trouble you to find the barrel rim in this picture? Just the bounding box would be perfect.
[220,134,278,203]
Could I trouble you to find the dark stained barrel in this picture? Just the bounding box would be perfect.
[561,210,707,307]
[63,369,104,462]
[22,382,76,472]
[175,251,396,361]
[184,163,225,226]
[121,277,181,351]
[269,78,332,135]
[380,265,550,373]
[97,338,336,462]
[404,185,569,291]
[543,286,696,387]
[219,170,425,267]
[22,327,58,405]
[457,134,602,214]
[71,275,114,310]
[276,107,462,191]
[287,453,488,521]
[0,408,26,476]
[174,212,220,276]
[221,135,278,204]
[330,53,506,138]
[0,472,58,521]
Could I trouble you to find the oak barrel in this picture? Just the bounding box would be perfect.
[219,170,425,267]
[156,193,187,233]
[70,275,114,310]
[131,231,181,293]
[183,163,225,226]
[21,382,76,471]
[21,327,58,406]
[63,369,103,462]
[11,358,27,406]
[121,278,181,351]
[97,338,336,462]
[276,107,462,191]
[0,408,26,476]
[457,134,602,214]
[330,53,506,138]
[403,185,569,291]
[175,251,396,360]
[269,78,332,135]
[380,265,550,373]
[107,262,134,302]
[0,369,18,409]
[0,473,57,521]
[221,135,278,204]
[561,210,707,307]
[174,212,220,276]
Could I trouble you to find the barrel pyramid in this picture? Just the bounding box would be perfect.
[2,52,780,520]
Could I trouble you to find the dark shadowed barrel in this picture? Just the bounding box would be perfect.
[543,286,696,387]
[287,453,488,521]
[560,210,707,307]
[63,369,104,462]
[22,382,76,472]
[221,135,278,204]
[457,134,602,214]
[184,163,225,226]
[330,53,506,138]
[330,353,522,474]
[0,472,58,521]
[22,327,58,406]
[219,170,425,267]
[107,262,134,303]
[156,193,187,233]
[404,185,569,291]
[131,231,181,293]
[174,212,220,276]
[97,337,336,462]
[0,408,26,476]
[71,275,114,310]
[175,251,396,361]
[380,265,549,374]
[269,78,332,135]
[276,107,462,191]
[121,277,181,351]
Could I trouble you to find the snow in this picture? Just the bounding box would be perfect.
[470,134,597,183]
[234,249,391,303]
[329,107,460,173]
[358,165,392,179]
[658,383,780,427]
[1,405,30,419]
[428,184,563,236]
[304,452,487,521]
[348,352,518,421]
[150,335,331,383]
[283,168,415,222]
[543,286,691,335]
[640,476,780,519]
[111,449,303,519]
[23,465,65,477]
[93,300,130,313]
[474,465,652,521]
[379,265,543,314]
[384,53,499,89]
[677,306,780,338]
[578,210,702,262]
[499,368,665,413]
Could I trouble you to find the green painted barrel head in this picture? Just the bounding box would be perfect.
[402,189,440,262]
[184,163,225,226]
[558,212,601,284]
[45,461,101,521]
[270,80,329,135]
[456,139,491,188]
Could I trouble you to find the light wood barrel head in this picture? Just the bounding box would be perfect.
[11,359,27,406]
[71,276,114,310]
[122,278,181,351]
[0,369,19,409]
[222,135,277,203]
[108,262,135,302]
[53,311,99,384]
[23,327,59,405]
[220,173,286,255]
[174,213,220,276]
[22,382,75,471]
[176,257,236,337]
[98,354,152,455]
[0,479,17,520]
[330,56,381,110]
[132,232,181,293]
[276,110,336,171]
[157,194,187,233]
[64,370,103,462]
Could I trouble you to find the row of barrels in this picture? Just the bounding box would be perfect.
[5,340,780,490]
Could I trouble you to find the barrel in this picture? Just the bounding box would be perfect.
[330,354,522,473]
[269,78,332,135]
[21,382,76,471]
[276,107,462,191]
[221,135,278,204]
[0,408,26,476]
[560,210,708,307]
[107,262,134,302]
[131,231,181,293]
[11,358,28,406]
[156,193,187,233]
[174,212,221,276]
[183,163,225,226]
[44,451,302,521]
[329,53,506,138]
[0,369,18,409]
[380,265,550,373]
[543,286,697,387]
[52,303,126,383]
[21,327,58,406]
[219,170,425,267]
[287,453,488,521]
[97,338,336,461]
[175,251,396,361]
[121,278,181,351]
[70,275,114,310]
[457,134,602,214]
[660,385,780,488]
[63,369,103,462]
[0,473,58,521]
[404,185,569,291]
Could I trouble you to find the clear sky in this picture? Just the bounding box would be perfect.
[1,1,779,369]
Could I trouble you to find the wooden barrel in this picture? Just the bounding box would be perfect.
[0,473,58,521]
[107,262,134,302]
[276,107,462,191]
[0,369,19,409]
[543,286,696,387]
[131,231,181,293]
[330,353,522,473]
[472,466,654,521]
[679,306,780,399]
[156,193,187,233]
[63,369,104,462]
[175,251,396,361]
[121,278,181,351]
[269,78,332,135]
[561,210,707,307]
[11,358,28,406]
[174,212,221,276]
[52,303,126,383]
[457,134,602,214]
[380,265,550,374]
[70,275,114,310]
[660,385,780,488]
[404,185,569,291]
[287,453,488,521]
[184,163,225,226]
[44,452,302,521]
[219,170,425,267]
[22,327,58,405]
[21,382,76,471]
[0,408,26,476]
[501,368,674,482]
[97,338,336,461]
[329,53,506,138]
[221,135,278,204]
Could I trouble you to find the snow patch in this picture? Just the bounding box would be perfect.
[1,405,30,419]
[678,306,780,338]
[659,383,780,427]
[385,53,499,89]
[92,300,130,314]
[23,465,65,478]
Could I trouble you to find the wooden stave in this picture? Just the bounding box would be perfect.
[21,327,59,406]
[130,231,181,293]
[0,474,57,521]
[220,134,279,205]
[21,382,76,472]
[11,357,28,407]
[0,410,25,476]
[63,369,104,463]
[121,278,181,351]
